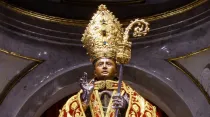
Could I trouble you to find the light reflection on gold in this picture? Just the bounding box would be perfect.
[0,0,207,26]
[167,46,210,104]
[0,48,43,104]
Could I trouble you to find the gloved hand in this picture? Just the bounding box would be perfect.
[79,72,94,105]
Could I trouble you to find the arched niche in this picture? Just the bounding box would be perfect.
[16,64,192,117]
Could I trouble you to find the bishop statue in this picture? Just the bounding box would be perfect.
[59,4,160,117]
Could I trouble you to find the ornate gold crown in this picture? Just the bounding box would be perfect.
[82,4,149,64]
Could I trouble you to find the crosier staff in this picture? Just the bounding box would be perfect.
[114,19,150,117]
[114,64,124,117]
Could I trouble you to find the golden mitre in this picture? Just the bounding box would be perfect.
[82,4,149,64]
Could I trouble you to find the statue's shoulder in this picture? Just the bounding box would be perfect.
[122,82,144,98]
[59,91,85,117]
[61,92,79,110]
[122,82,135,94]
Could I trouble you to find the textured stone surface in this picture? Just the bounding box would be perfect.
[0,52,33,93]
[177,49,210,96]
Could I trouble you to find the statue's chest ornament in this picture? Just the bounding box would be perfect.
[89,81,126,117]
[99,90,113,115]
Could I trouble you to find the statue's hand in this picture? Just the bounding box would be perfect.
[80,72,94,92]
[79,72,94,105]
[112,93,127,109]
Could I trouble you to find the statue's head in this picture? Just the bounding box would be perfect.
[94,58,117,80]
[81,5,149,80]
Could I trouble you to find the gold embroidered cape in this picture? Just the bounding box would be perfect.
[59,80,158,117]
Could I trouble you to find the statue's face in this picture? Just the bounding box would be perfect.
[94,58,117,80]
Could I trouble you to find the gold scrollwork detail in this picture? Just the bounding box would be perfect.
[124,19,150,40]
[168,46,210,104]
[132,104,139,112]
[71,102,78,110]
[0,0,207,26]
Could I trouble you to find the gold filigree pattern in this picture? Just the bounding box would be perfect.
[94,80,124,90]
[59,81,158,117]
[90,90,105,117]
[94,80,106,90]
[59,91,86,117]
[125,85,157,117]
[82,4,149,64]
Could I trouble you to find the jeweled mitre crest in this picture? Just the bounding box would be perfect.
[82,4,149,64]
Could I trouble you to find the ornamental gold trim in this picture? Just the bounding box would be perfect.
[0,0,207,26]
[0,48,43,104]
[137,0,207,23]
[81,4,149,64]
[0,48,42,62]
[167,46,210,104]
